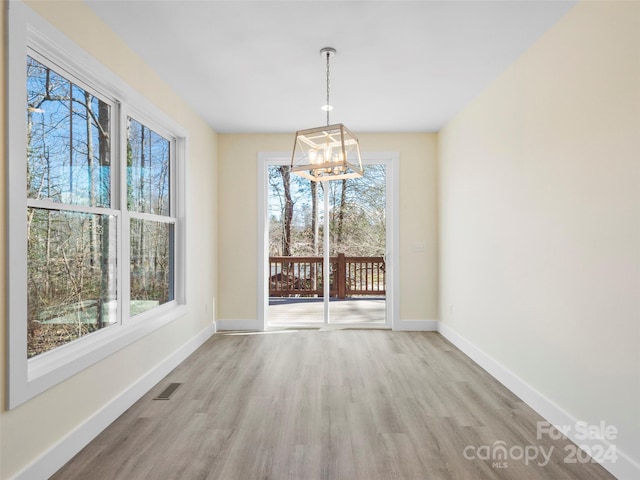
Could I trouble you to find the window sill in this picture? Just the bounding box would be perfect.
[14,303,187,408]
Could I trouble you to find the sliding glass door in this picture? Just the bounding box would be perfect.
[264,157,391,328]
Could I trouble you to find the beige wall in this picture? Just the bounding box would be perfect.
[217,133,438,323]
[439,0,639,469]
[1,2,218,477]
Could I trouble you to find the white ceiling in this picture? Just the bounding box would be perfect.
[86,0,576,133]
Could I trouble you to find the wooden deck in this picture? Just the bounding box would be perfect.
[268,297,386,325]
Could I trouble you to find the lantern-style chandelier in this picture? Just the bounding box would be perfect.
[291,47,364,182]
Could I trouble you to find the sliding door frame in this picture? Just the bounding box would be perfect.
[257,151,399,330]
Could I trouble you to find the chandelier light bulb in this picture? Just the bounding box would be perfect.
[323,146,333,162]
[308,149,318,164]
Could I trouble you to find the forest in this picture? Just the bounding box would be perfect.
[268,163,386,258]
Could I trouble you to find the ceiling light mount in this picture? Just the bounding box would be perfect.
[291,47,363,182]
[319,47,336,59]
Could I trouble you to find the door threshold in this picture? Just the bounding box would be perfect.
[267,323,390,330]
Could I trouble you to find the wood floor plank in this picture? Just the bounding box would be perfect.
[52,330,617,480]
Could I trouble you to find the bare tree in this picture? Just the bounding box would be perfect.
[279,166,293,256]
[310,180,319,255]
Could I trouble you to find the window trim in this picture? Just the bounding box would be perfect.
[7,1,188,409]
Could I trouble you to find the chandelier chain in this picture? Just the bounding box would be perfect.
[326,50,330,126]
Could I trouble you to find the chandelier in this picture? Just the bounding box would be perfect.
[291,47,364,182]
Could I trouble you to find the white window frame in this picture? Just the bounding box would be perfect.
[122,108,181,325]
[7,1,188,409]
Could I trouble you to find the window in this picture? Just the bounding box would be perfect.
[26,54,118,358]
[8,3,186,408]
[127,118,175,316]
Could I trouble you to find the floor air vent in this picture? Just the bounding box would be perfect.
[154,382,182,400]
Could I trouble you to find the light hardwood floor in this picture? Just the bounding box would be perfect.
[52,330,616,480]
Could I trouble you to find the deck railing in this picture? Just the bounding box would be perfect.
[269,254,385,299]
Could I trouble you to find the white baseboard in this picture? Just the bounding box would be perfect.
[393,319,438,331]
[217,319,262,331]
[13,324,217,480]
[437,322,639,480]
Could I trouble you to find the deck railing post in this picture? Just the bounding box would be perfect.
[337,253,346,299]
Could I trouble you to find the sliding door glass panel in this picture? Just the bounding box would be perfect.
[328,164,386,324]
[267,165,325,325]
